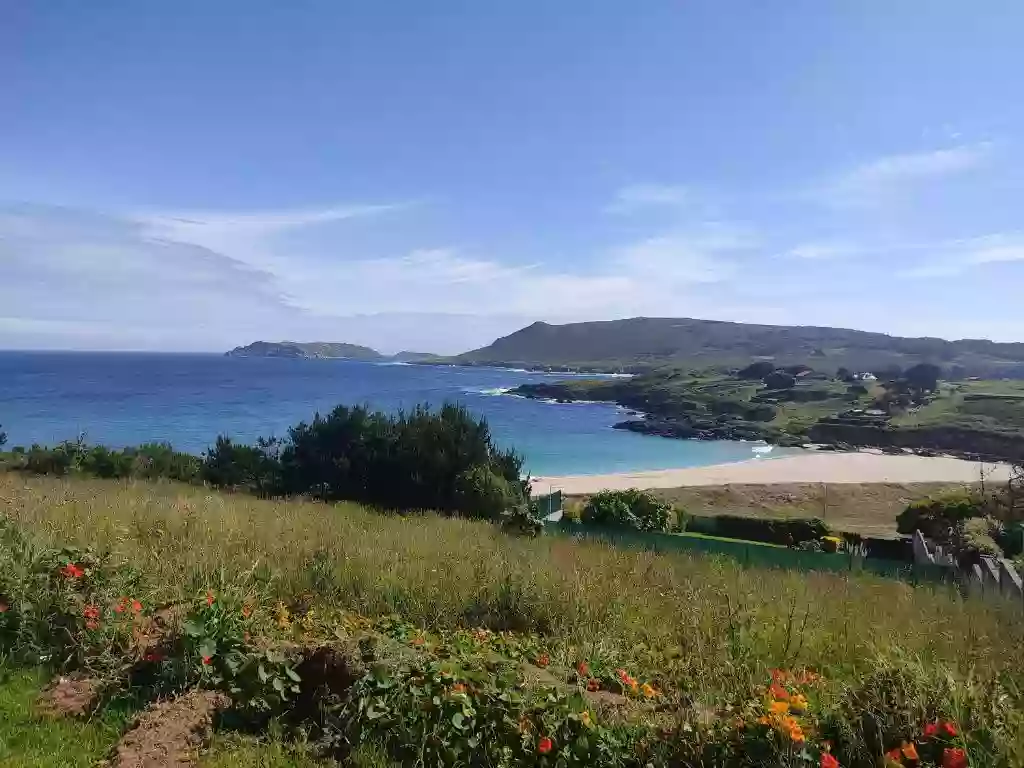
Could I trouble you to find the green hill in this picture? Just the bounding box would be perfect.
[458,318,1024,377]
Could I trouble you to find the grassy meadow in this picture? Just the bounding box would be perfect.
[3,472,1024,765]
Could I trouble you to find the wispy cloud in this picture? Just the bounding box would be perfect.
[897,233,1024,278]
[821,143,992,208]
[785,241,860,260]
[605,183,690,214]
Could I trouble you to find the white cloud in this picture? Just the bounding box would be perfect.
[896,233,1024,278]
[823,143,991,208]
[785,241,859,260]
[605,183,690,214]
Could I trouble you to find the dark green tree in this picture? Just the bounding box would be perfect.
[904,363,942,394]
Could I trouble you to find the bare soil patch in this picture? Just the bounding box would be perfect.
[36,675,103,718]
[111,690,230,768]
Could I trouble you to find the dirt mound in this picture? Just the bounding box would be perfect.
[111,689,230,768]
[36,675,103,718]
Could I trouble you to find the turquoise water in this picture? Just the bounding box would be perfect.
[0,352,794,476]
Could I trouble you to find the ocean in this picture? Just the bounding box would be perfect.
[0,352,789,477]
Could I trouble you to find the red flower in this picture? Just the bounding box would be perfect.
[586,678,600,692]
[941,721,958,738]
[83,604,101,620]
[923,722,939,739]
[537,737,553,754]
[942,747,968,768]
[820,752,839,768]
[202,655,213,665]
[205,591,215,606]
[144,651,164,663]
[114,598,127,614]
[60,563,84,579]
[576,661,589,677]
[885,747,902,763]
[131,599,143,613]
[769,682,790,701]
[536,653,549,668]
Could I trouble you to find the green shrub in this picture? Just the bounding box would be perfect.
[686,514,830,545]
[896,491,984,540]
[581,489,672,532]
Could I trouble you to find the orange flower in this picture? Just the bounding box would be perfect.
[641,682,657,699]
[205,591,215,606]
[536,653,550,668]
[885,747,903,765]
[789,725,805,744]
[131,599,142,613]
[901,742,919,760]
[241,605,252,618]
[412,635,425,647]
[451,683,467,695]
[942,747,968,768]
[576,661,589,677]
[770,682,790,701]
[537,737,553,754]
[586,678,600,692]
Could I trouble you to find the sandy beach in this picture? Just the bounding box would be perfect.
[531,452,1012,495]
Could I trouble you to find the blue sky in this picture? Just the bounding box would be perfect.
[2,1,1023,354]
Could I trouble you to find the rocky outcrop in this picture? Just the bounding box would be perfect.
[807,423,1024,463]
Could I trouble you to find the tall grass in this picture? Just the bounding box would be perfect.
[4,473,1022,701]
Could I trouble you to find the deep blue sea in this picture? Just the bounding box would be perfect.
[0,352,790,476]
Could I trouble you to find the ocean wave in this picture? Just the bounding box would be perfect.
[463,386,514,396]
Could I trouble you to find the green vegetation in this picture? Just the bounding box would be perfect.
[579,489,675,532]
[513,369,1024,461]
[1,403,531,522]
[2,474,1024,766]
[457,317,1024,377]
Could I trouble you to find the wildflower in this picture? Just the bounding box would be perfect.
[789,693,808,713]
[884,747,903,766]
[942,747,968,768]
[131,599,142,613]
[114,598,127,614]
[923,722,939,739]
[820,752,840,768]
[241,605,252,618]
[202,655,212,665]
[770,682,790,701]
[576,660,589,677]
[580,711,592,728]
[769,700,790,716]
[941,721,958,737]
[586,678,600,692]
[537,737,553,754]
[771,668,787,682]
[83,604,101,620]
[641,682,657,699]
[901,742,919,761]
[789,724,805,744]
[536,653,550,668]
[60,563,84,579]
[205,591,215,606]
[451,683,466,695]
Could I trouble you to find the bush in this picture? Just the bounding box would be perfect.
[686,514,831,545]
[763,371,797,389]
[581,489,672,532]
[737,361,776,379]
[896,491,985,541]
[954,517,1004,565]
[202,436,282,495]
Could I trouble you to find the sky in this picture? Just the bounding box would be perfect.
[2,1,1024,355]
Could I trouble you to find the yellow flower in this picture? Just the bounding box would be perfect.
[789,693,808,713]
[580,711,593,728]
[641,683,657,699]
[768,700,790,715]
[275,602,291,629]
